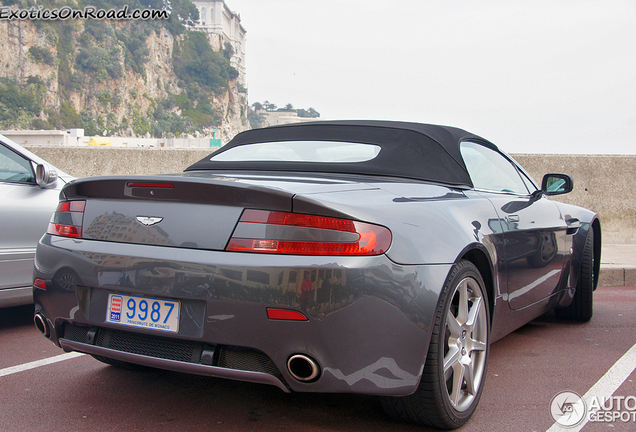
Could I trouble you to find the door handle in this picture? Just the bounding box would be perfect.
[507,215,520,223]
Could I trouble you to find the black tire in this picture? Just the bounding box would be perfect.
[381,260,490,429]
[556,231,594,322]
[91,355,145,370]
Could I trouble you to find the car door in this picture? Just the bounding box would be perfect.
[460,141,568,310]
[0,142,61,295]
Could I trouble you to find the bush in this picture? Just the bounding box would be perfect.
[116,24,152,73]
[80,112,100,136]
[31,118,50,129]
[29,46,55,65]
[26,76,44,86]
[0,81,41,121]
[173,31,237,93]
[76,46,122,79]
[47,102,81,129]
[83,21,113,42]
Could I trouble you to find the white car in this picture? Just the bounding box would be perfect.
[0,135,74,307]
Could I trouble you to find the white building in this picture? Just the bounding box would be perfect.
[255,110,322,127]
[191,0,247,86]
[0,129,84,146]
[1,129,221,148]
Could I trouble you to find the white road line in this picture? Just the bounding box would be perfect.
[546,342,636,432]
[0,352,85,378]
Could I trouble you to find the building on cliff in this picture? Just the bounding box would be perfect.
[191,0,246,86]
[255,110,323,127]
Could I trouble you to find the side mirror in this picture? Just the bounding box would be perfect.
[541,173,573,196]
[35,163,58,187]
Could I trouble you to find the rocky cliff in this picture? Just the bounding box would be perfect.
[0,5,248,142]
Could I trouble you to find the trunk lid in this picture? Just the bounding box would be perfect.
[62,173,377,251]
[65,175,295,251]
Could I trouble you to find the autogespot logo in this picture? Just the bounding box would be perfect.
[550,391,587,427]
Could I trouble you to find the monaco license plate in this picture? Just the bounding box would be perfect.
[106,293,180,333]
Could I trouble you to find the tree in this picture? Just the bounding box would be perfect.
[262,100,277,111]
[223,42,235,60]
[284,103,294,111]
[252,102,263,111]
[307,107,320,118]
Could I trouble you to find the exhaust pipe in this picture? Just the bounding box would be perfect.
[34,313,50,338]
[287,354,320,382]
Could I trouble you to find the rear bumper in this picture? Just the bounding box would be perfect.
[34,234,451,396]
[59,337,290,392]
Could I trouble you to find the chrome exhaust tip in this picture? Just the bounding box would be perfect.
[287,354,320,382]
[34,313,50,338]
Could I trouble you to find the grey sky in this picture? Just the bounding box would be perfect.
[229,0,635,154]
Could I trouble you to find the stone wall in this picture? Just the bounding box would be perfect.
[24,147,635,244]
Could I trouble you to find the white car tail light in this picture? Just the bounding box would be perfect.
[47,200,86,239]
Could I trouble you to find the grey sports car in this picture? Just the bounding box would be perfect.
[0,135,73,308]
[33,121,600,429]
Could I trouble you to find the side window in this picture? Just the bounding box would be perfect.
[0,144,35,183]
[460,141,529,194]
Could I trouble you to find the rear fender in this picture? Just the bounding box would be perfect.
[455,244,497,328]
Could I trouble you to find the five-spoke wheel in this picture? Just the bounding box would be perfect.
[381,260,490,429]
[443,274,489,412]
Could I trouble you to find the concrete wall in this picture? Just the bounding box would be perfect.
[24,146,212,178]
[513,154,635,245]
[24,146,636,244]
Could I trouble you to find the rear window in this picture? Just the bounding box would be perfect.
[210,141,381,163]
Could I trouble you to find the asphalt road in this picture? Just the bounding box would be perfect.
[1,287,635,432]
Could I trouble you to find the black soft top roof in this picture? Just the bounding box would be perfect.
[185,120,498,187]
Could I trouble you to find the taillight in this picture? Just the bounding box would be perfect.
[126,182,174,188]
[266,308,308,321]
[47,200,86,238]
[226,209,391,256]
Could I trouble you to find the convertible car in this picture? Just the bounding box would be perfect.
[33,121,600,429]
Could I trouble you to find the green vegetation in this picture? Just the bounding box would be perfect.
[247,109,266,129]
[28,46,55,65]
[1,0,244,137]
[47,102,82,129]
[252,101,320,118]
[248,101,320,129]
[0,79,42,126]
[76,46,123,79]
[151,92,221,136]
[173,31,238,93]
[297,107,320,118]
[116,25,151,74]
